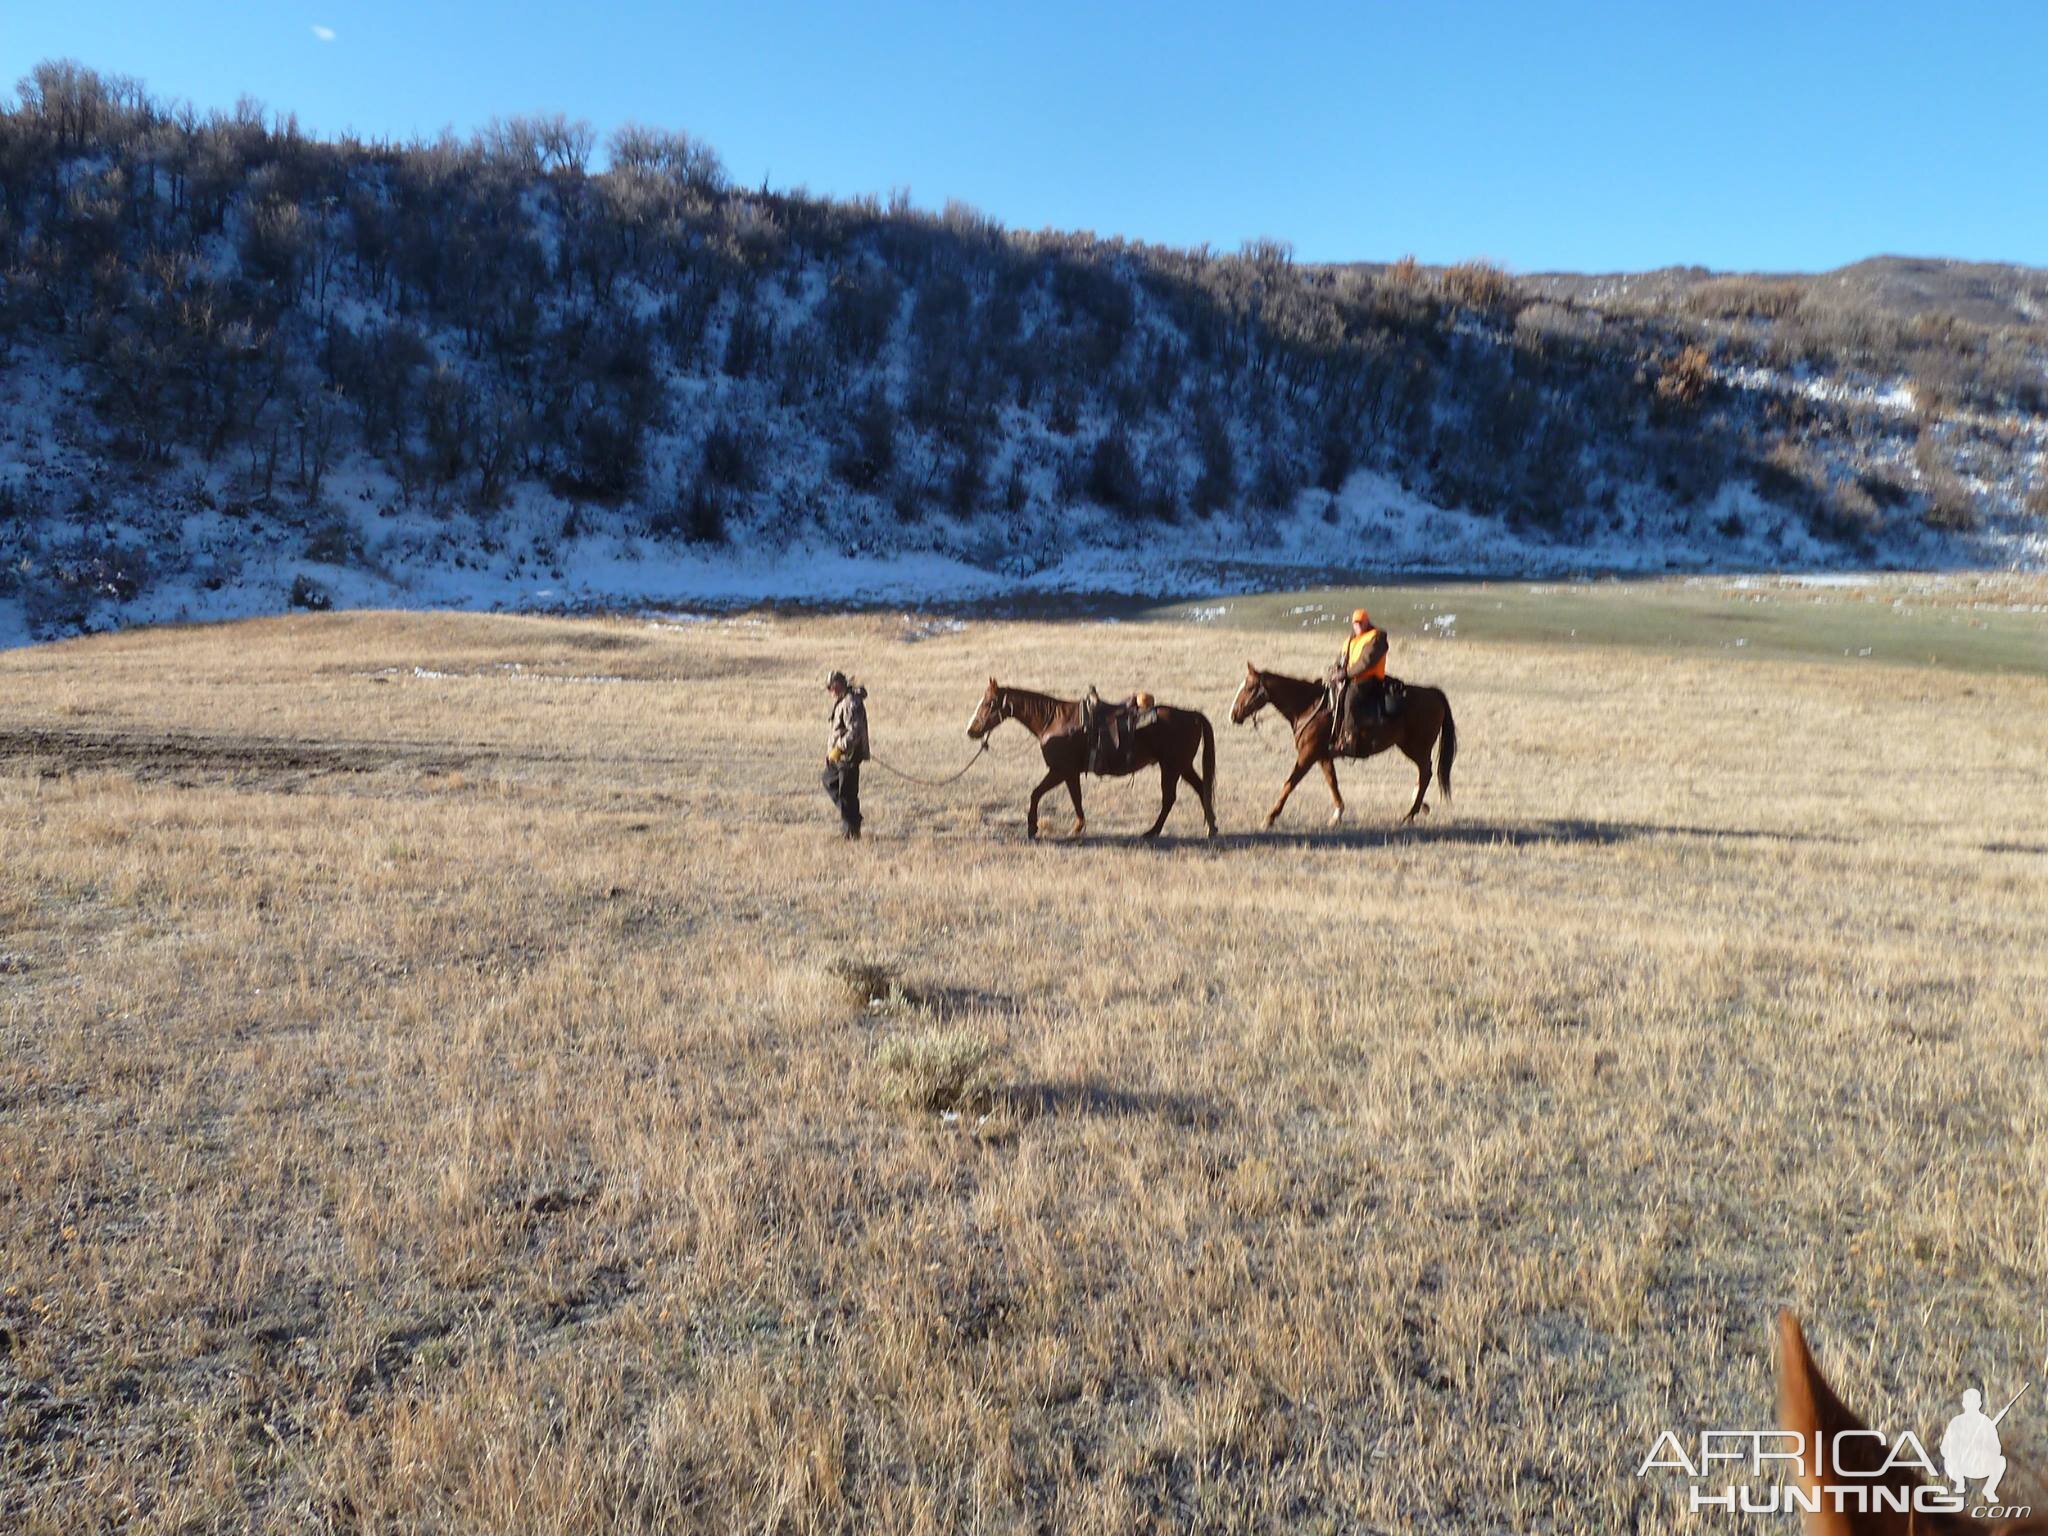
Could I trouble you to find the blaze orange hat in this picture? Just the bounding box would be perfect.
[1352,608,1370,625]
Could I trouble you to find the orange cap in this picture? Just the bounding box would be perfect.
[1352,608,1370,626]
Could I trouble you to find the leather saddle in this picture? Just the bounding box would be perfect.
[1081,687,1160,774]
[1330,676,1406,755]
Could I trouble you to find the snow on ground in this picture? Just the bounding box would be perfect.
[3,454,2038,650]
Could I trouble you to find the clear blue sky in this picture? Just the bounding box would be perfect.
[7,0,2044,273]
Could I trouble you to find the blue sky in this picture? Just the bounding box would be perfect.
[6,1,2043,273]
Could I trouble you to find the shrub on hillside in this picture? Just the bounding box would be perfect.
[1440,260,1523,316]
[1915,439,1977,531]
[1684,278,1804,321]
[1382,254,1424,290]
[1083,427,1142,515]
[303,518,363,566]
[833,387,899,493]
[699,418,760,493]
[823,266,901,362]
[1654,345,1713,410]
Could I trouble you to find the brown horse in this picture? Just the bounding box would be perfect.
[1229,663,1456,827]
[966,679,1218,840]
[1777,1311,2045,1534]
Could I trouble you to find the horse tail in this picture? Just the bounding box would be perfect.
[1199,711,1217,800]
[1436,694,1457,805]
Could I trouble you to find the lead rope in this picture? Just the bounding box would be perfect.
[865,738,991,788]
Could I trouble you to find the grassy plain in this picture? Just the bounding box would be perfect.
[2,575,2046,1532]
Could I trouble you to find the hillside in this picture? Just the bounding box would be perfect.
[1,61,2045,644]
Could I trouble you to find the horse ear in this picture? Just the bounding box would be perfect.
[1776,1311,1936,1535]
[1776,1311,1832,1449]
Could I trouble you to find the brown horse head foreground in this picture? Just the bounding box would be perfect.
[1230,662,1456,827]
[1776,1312,2045,1534]
[967,678,1217,840]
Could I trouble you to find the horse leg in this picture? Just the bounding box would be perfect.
[1400,743,1432,823]
[1065,775,1085,837]
[1027,768,1062,840]
[1179,761,1216,837]
[1143,763,1177,838]
[1266,758,1314,828]
[1318,758,1346,824]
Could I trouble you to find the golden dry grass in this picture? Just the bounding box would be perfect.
[2,598,2046,1533]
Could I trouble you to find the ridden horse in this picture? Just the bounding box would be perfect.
[1776,1311,2045,1533]
[965,679,1218,840]
[1229,662,1456,827]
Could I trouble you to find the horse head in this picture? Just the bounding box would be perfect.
[1230,662,1269,725]
[966,677,1007,739]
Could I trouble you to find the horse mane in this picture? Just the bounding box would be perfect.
[995,683,1077,738]
[1252,666,1329,720]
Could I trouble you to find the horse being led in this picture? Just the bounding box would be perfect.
[1229,662,1456,826]
[966,679,1217,840]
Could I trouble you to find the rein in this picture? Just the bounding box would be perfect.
[866,739,991,788]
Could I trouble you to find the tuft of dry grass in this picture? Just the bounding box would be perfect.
[828,955,904,1009]
[0,594,2044,1532]
[876,1026,996,1114]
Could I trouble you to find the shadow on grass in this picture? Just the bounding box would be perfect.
[1001,816,1856,852]
[999,1079,1221,1127]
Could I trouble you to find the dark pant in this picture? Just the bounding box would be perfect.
[1340,678,1386,749]
[823,761,862,835]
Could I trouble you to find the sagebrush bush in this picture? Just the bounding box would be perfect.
[1684,277,1804,321]
[1440,260,1523,316]
[876,1027,995,1113]
[1655,345,1714,410]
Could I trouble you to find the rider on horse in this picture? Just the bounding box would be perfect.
[1328,608,1391,754]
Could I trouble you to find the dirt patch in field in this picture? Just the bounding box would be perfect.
[0,727,476,790]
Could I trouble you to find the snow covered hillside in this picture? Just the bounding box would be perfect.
[1,63,2044,647]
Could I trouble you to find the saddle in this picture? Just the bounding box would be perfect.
[1330,675,1407,756]
[1081,687,1160,775]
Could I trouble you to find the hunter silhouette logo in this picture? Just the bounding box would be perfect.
[1942,1380,2028,1503]
[1640,1351,2038,1520]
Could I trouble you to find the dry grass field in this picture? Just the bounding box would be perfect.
[3,581,2046,1533]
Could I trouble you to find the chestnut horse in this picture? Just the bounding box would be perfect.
[966,679,1217,840]
[1229,663,1455,827]
[1777,1311,2045,1533]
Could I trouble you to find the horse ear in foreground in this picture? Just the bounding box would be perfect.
[1230,663,1455,827]
[1776,1311,2044,1535]
[967,680,1217,840]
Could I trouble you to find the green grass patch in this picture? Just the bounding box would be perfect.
[1145,576,2048,678]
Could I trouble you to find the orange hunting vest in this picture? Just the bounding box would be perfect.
[1345,629,1386,680]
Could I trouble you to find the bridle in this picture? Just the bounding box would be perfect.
[971,686,1014,737]
[1232,672,1268,729]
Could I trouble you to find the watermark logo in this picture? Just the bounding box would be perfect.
[1941,1382,2026,1505]
[1640,1361,2034,1521]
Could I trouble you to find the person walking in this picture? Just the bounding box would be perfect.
[823,670,870,839]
